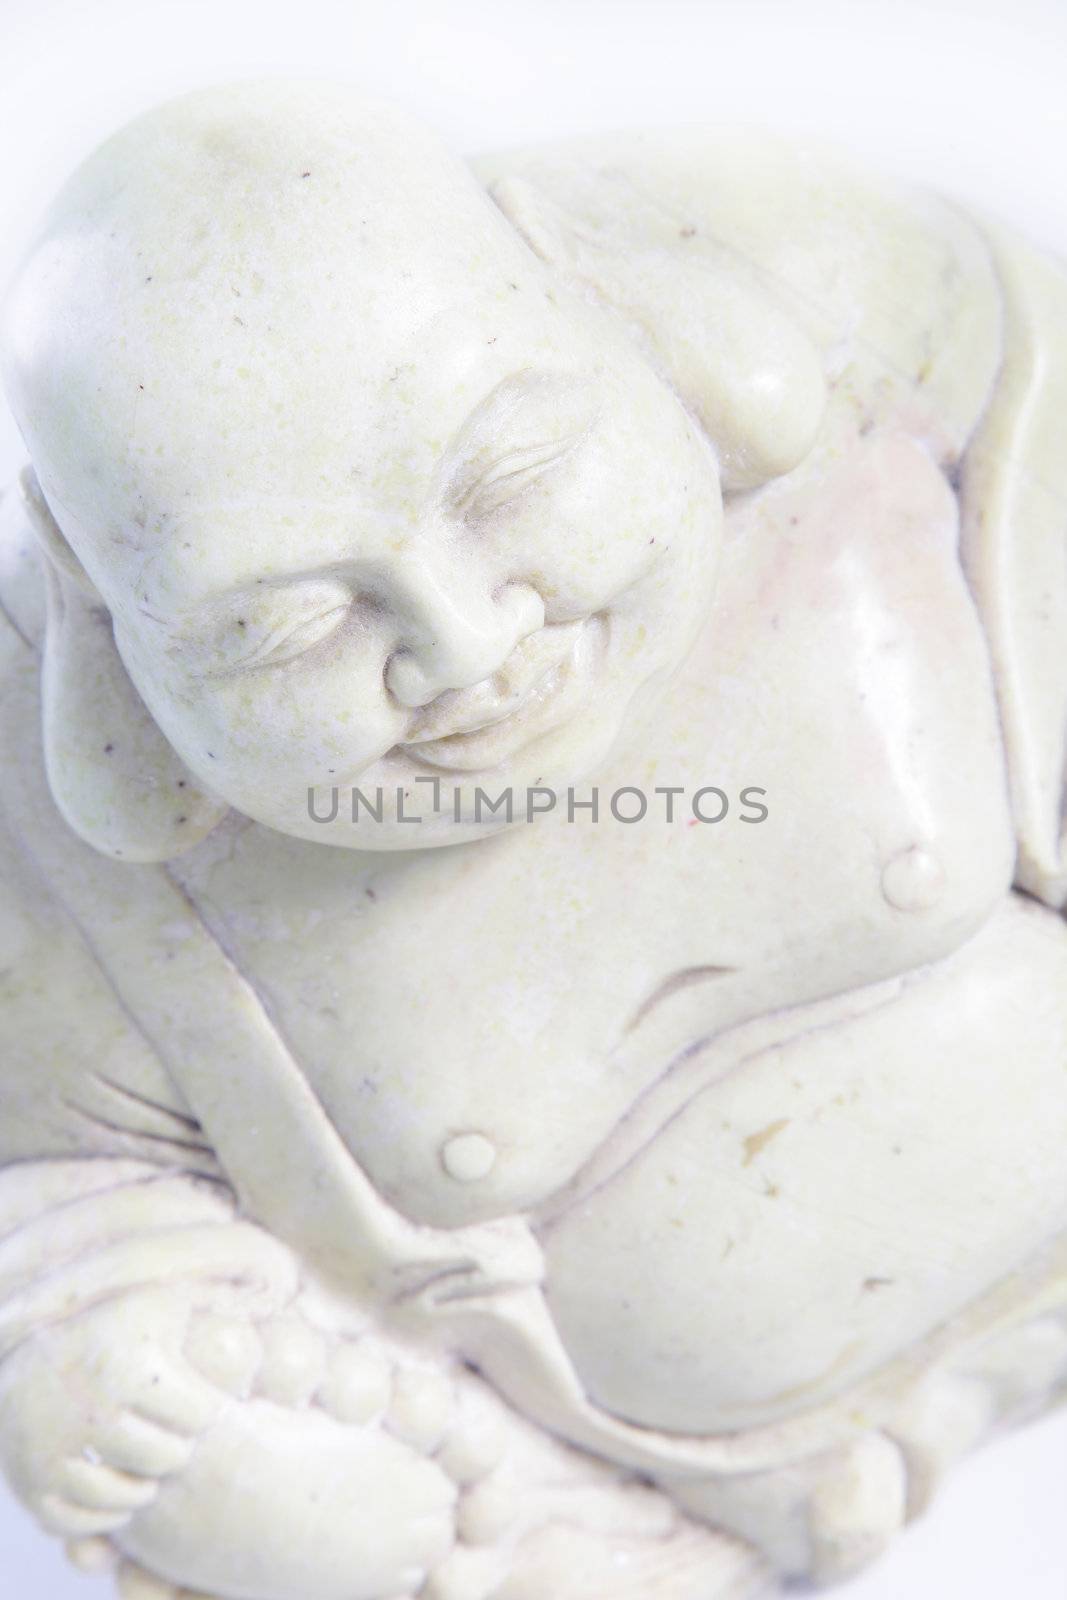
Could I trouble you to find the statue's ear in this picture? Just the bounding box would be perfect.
[22,469,229,863]
[490,174,827,492]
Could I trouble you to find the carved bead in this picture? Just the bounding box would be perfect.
[316,1342,393,1424]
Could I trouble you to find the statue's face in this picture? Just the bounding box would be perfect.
[113,302,717,848]
[4,88,720,848]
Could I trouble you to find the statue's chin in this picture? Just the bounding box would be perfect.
[206,652,686,853]
[255,789,579,853]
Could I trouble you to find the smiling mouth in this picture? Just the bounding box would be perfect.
[399,615,607,772]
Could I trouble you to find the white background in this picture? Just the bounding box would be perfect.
[1,0,1066,1595]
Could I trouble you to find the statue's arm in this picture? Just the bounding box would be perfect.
[957,223,1067,908]
[0,500,302,1559]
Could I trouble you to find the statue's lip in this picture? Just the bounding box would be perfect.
[399,615,605,772]
[400,619,588,746]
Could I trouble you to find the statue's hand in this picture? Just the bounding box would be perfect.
[0,1282,234,1539]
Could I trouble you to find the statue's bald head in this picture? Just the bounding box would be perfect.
[0,83,722,854]
[0,81,540,597]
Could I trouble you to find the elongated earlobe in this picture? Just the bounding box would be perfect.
[490,175,827,492]
[24,471,229,863]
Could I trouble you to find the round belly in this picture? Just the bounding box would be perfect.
[540,897,1067,1435]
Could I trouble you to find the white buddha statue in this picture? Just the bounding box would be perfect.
[0,79,1065,1600]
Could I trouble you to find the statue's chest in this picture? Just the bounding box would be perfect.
[172,433,1014,1231]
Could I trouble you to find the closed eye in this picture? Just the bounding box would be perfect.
[441,368,600,525]
[237,603,351,672]
[452,428,590,523]
[200,600,351,679]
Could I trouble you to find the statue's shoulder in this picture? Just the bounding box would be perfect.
[472,129,1003,467]
[0,475,207,1169]
[958,223,1067,907]
[470,124,991,293]
[0,474,46,658]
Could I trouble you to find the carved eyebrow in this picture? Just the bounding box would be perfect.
[159,567,349,636]
[132,494,376,614]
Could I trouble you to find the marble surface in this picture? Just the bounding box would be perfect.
[0,23,1066,1600]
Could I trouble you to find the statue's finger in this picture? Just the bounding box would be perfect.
[38,1491,129,1538]
[95,1410,197,1479]
[64,1534,117,1574]
[126,1352,227,1437]
[116,1558,180,1599]
[59,1455,159,1514]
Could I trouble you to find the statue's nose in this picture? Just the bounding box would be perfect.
[383,562,545,709]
